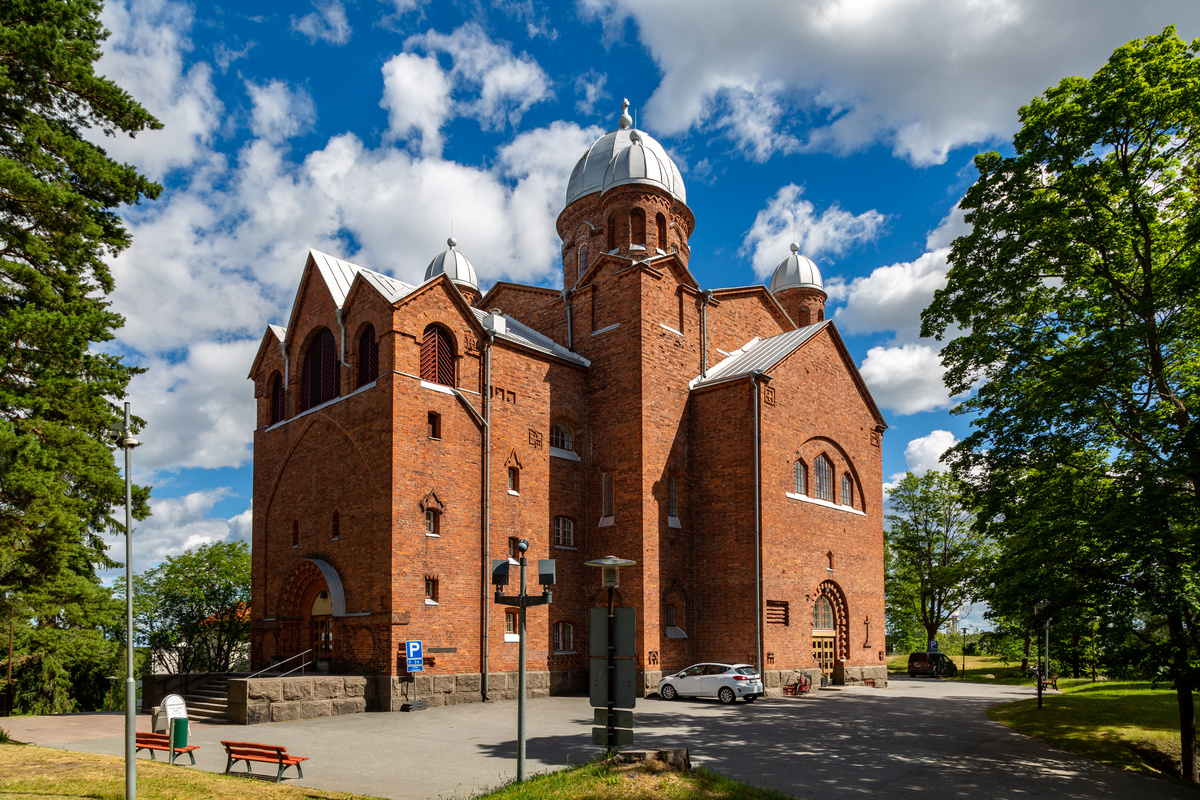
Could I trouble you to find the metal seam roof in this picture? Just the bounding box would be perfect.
[470,308,590,367]
[689,322,828,390]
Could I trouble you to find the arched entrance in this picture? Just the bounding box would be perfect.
[811,580,849,682]
[276,558,347,667]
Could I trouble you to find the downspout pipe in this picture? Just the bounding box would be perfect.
[700,290,713,378]
[481,330,494,700]
[277,339,289,388]
[334,309,350,367]
[749,369,766,677]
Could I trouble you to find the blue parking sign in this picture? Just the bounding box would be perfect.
[406,640,423,672]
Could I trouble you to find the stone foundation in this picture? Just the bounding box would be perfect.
[834,663,888,687]
[228,669,588,723]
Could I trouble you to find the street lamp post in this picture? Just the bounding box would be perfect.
[1092,616,1099,682]
[491,541,553,782]
[113,402,140,799]
[961,626,969,680]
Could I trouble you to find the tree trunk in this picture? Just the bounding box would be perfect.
[1071,628,1080,679]
[1168,610,1198,782]
[1021,628,1031,672]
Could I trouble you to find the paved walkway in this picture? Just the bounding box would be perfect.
[3,677,1195,799]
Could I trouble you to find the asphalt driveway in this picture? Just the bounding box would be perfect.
[5,677,1195,799]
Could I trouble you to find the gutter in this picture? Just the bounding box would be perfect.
[749,369,768,677]
[700,289,713,378]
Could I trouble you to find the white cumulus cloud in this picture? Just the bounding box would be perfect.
[247,80,317,143]
[858,341,958,416]
[742,184,886,279]
[101,491,251,579]
[380,52,453,155]
[292,0,352,45]
[579,0,1200,165]
[405,22,552,130]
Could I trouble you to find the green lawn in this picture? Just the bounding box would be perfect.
[989,680,1196,782]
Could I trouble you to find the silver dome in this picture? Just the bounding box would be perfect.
[768,243,824,293]
[425,237,479,289]
[564,99,686,207]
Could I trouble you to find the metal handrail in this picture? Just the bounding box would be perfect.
[247,649,313,679]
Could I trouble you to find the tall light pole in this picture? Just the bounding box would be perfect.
[491,541,553,782]
[114,403,140,799]
[961,625,969,680]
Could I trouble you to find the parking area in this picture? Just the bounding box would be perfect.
[5,678,1192,799]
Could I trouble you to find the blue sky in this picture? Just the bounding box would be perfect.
[93,0,1200,627]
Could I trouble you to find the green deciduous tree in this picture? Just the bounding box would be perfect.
[922,28,1200,781]
[0,0,159,711]
[886,471,985,649]
[133,541,251,674]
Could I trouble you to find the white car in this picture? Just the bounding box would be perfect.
[657,663,764,704]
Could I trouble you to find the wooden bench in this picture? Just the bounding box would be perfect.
[135,731,199,765]
[221,740,309,782]
[1040,673,1059,691]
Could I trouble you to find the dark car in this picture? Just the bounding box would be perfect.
[907,651,958,678]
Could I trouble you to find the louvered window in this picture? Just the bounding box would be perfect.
[270,372,285,425]
[357,325,378,387]
[300,328,339,411]
[420,324,455,386]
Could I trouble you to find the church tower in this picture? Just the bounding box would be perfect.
[556,100,694,288]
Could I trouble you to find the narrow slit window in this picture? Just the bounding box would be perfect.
[602,473,613,518]
[270,372,285,424]
[656,213,667,249]
[332,511,340,540]
[291,520,299,548]
[508,466,520,494]
[357,325,378,387]
[630,207,646,246]
[668,475,678,517]
[841,474,853,507]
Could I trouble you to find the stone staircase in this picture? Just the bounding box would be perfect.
[179,674,244,724]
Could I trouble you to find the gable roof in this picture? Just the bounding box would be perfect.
[263,248,589,372]
[690,320,887,428]
[691,322,828,390]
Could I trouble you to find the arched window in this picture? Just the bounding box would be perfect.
[656,213,667,249]
[299,328,339,410]
[550,423,573,451]
[607,215,616,251]
[813,596,835,630]
[818,307,825,322]
[270,372,285,425]
[814,455,833,502]
[420,324,455,386]
[553,516,574,546]
[578,244,588,276]
[841,475,853,507]
[630,208,646,246]
[602,473,613,518]
[793,460,807,495]
[357,325,378,387]
[553,621,574,652]
[798,307,811,326]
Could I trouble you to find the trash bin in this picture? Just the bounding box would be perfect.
[170,717,189,762]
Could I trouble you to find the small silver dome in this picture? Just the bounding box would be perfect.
[564,99,686,207]
[768,243,824,293]
[425,237,479,289]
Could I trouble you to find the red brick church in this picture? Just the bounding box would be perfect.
[248,101,888,710]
